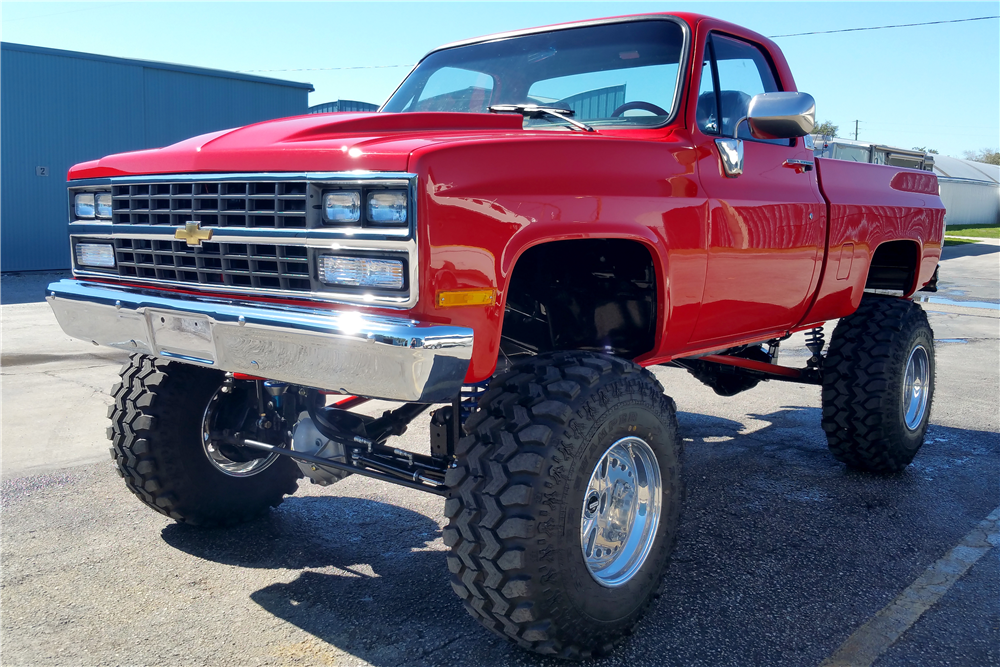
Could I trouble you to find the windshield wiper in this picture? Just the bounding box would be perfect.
[489,104,595,133]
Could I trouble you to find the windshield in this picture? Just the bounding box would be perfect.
[382,19,686,129]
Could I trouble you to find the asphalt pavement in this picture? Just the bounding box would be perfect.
[1,243,997,667]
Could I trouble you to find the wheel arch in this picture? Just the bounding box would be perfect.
[864,239,922,294]
[497,234,664,363]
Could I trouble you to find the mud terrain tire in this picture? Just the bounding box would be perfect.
[444,352,681,659]
[822,296,935,472]
[108,355,300,526]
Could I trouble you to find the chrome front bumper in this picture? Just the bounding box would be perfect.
[46,279,474,402]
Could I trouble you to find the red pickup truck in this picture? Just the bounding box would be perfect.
[48,12,943,659]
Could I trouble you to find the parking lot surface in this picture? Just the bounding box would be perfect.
[1,243,997,666]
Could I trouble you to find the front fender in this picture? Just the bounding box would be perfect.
[409,135,706,381]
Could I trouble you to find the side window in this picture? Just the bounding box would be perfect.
[696,57,718,134]
[406,67,494,113]
[698,33,789,144]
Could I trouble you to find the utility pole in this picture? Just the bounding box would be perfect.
[853,120,861,141]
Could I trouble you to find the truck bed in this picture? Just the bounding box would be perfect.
[802,158,945,325]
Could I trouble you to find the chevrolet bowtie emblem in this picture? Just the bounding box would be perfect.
[175,221,213,247]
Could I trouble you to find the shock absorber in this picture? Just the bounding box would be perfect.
[459,380,490,428]
[805,327,826,369]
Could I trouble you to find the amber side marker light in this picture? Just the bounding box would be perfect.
[436,289,496,308]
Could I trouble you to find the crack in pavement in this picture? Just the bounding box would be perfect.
[398,631,476,666]
[36,369,113,397]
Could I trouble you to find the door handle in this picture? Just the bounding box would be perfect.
[783,159,814,173]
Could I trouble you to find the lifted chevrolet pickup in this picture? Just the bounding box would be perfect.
[48,12,943,659]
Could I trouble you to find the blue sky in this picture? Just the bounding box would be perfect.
[3,1,998,157]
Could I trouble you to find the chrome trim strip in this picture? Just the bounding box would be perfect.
[71,172,416,185]
[68,270,413,306]
[67,222,412,242]
[46,279,473,403]
[66,178,113,187]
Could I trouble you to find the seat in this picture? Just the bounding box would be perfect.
[696,90,752,137]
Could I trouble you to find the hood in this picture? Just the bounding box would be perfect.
[68,112,526,179]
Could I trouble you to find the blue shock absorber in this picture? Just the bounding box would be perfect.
[459,380,490,430]
[263,380,288,409]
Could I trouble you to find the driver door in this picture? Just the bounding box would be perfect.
[689,32,826,345]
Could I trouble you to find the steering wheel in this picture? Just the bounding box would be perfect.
[610,101,669,117]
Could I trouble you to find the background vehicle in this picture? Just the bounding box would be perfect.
[47,12,943,659]
[812,136,936,171]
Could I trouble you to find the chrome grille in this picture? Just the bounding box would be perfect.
[113,239,312,292]
[69,173,419,307]
[111,181,307,228]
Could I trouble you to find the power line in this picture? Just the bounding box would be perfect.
[864,121,999,130]
[769,15,998,38]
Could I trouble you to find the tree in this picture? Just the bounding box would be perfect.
[813,120,838,137]
[963,148,1000,165]
[912,146,939,154]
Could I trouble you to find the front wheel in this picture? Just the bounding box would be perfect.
[821,296,935,472]
[444,352,681,659]
[107,355,300,526]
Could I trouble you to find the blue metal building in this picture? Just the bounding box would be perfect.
[1,42,313,272]
[308,99,379,114]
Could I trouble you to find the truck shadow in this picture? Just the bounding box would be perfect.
[161,496,442,571]
[941,241,999,259]
[160,410,999,667]
[161,496,514,665]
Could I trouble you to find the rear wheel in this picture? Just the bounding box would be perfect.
[107,355,300,526]
[821,296,935,472]
[444,352,681,659]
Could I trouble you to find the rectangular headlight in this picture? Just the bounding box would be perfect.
[75,193,96,219]
[324,190,361,223]
[319,255,404,289]
[367,190,407,225]
[96,193,113,219]
[75,243,116,268]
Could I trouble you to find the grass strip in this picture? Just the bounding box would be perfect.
[944,224,999,239]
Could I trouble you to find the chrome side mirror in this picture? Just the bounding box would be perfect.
[715,91,816,177]
[744,91,816,140]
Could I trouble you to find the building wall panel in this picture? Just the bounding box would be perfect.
[939,179,1000,227]
[1,44,310,272]
[142,69,308,149]
[1,49,146,271]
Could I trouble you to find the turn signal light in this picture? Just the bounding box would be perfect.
[436,289,496,308]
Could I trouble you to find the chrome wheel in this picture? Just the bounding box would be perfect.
[903,344,930,431]
[580,436,662,587]
[201,387,278,477]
